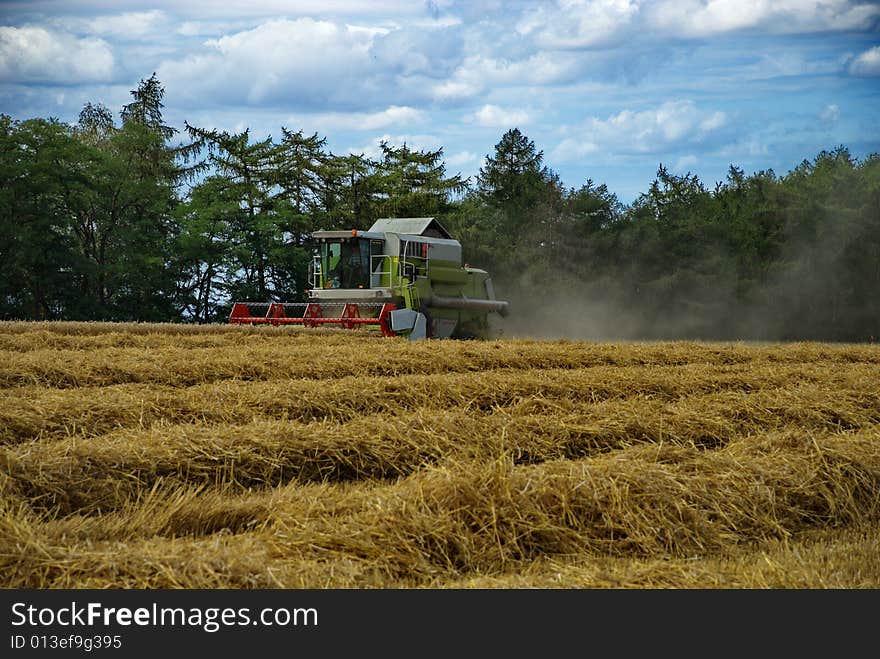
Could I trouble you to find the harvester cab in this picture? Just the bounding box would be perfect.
[229,217,509,340]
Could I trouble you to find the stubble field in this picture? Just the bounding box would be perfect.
[1,321,878,588]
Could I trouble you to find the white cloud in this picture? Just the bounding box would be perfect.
[344,24,393,38]
[647,0,880,37]
[517,0,640,49]
[15,1,426,21]
[368,21,463,78]
[552,101,728,161]
[431,78,483,101]
[0,26,114,83]
[476,52,584,85]
[516,0,880,50]
[156,17,470,110]
[157,18,383,108]
[430,52,585,102]
[345,105,425,130]
[848,46,880,76]
[290,106,425,132]
[469,104,530,128]
[205,18,371,60]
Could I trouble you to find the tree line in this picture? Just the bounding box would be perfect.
[1,75,877,341]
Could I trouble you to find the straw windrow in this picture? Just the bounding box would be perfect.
[0,321,877,588]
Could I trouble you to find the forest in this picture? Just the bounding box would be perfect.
[1,74,878,341]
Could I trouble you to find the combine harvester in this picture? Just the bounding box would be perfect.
[229,217,509,340]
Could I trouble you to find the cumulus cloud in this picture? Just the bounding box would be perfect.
[156,18,383,108]
[0,0,874,202]
[517,0,640,49]
[431,78,483,102]
[291,105,426,131]
[0,26,114,83]
[848,46,880,76]
[14,1,427,21]
[368,21,462,78]
[430,51,586,101]
[516,0,880,50]
[346,105,425,130]
[645,0,880,37]
[469,104,530,128]
[155,17,469,111]
[552,101,728,161]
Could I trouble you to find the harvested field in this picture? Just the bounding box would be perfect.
[1,321,878,588]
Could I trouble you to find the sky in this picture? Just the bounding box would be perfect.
[1,0,879,203]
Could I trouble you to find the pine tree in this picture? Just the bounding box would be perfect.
[66,74,183,320]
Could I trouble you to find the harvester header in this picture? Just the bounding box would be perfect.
[229,217,509,340]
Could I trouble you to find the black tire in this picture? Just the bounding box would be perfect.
[451,321,478,340]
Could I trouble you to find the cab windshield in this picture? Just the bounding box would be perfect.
[320,238,371,289]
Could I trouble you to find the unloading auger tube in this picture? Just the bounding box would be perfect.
[428,294,510,315]
[229,217,510,340]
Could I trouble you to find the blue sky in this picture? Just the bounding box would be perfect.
[1,0,878,203]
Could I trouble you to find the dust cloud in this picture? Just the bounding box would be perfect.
[488,241,878,343]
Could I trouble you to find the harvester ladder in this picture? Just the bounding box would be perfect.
[402,280,420,312]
